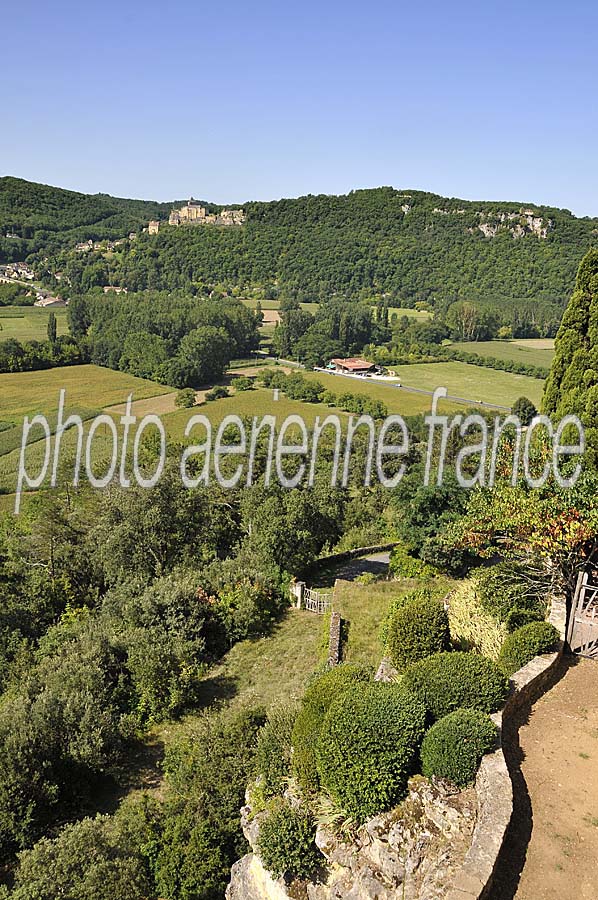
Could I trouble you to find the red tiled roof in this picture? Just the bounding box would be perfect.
[331,357,374,370]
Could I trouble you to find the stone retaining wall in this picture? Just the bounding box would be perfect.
[327,611,342,666]
[301,542,398,577]
[446,595,568,900]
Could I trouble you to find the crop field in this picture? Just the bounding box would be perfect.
[456,339,555,368]
[386,307,432,320]
[0,306,69,342]
[0,364,172,423]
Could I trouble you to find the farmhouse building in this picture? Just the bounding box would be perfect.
[329,357,377,375]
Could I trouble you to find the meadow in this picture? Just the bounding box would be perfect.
[390,361,545,408]
[456,339,555,368]
[0,306,69,342]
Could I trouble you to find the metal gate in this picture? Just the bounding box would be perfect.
[304,588,332,614]
[567,571,598,658]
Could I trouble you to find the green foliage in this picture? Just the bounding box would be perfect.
[447,580,507,661]
[256,704,299,798]
[205,385,230,401]
[544,248,598,463]
[511,395,537,425]
[505,607,546,632]
[174,388,196,408]
[471,564,547,624]
[291,664,373,795]
[316,682,427,821]
[497,622,560,676]
[7,814,152,900]
[420,709,497,787]
[388,543,436,578]
[233,375,254,391]
[384,593,449,671]
[401,651,509,721]
[257,800,322,881]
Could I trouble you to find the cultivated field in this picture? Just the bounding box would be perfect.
[456,339,555,368]
[0,306,69,342]
[0,364,172,423]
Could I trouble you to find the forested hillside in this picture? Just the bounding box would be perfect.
[0,177,178,261]
[4,181,593,318]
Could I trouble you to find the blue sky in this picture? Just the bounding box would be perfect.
[3,0,598,214]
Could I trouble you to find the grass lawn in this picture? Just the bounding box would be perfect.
[0,306,69,342]
[333,576,454,667]
[157,608,324,746]
[392,361,545,408]
[0,364,173,423]
[456,339,554,369]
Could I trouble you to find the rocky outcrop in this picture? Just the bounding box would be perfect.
[226,778,477,900]
[308,777,476,900]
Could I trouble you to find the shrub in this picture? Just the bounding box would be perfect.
[205,385,229,401]
[402,652,509,720]
[256,704,299,797]
[385,595,449,672]
[421,709,497,787]
[379,589,431,651]
[257,801,321,880]
[174,387,196,408]
[316,682,427,821]
[291,664,372,795]
[233,375,254,391]
[497,622,560,676]
[388,544,436,578]
[448,580,507,661]
[505,607,546,633]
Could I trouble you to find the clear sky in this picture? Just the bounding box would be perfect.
[3,0,598,215]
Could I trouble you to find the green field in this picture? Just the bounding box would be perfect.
[456,339,555,368]
[386,307,432,321]
[304,369,466,415]
[0,364,172,423]
[391,361,545,408]
[0,306,69,342]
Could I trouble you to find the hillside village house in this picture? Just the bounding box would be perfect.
[329,357,377,375]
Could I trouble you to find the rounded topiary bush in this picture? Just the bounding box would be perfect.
[421,708,497,786]
[497,622,560,677]
[291,664,373,795]
[257,800,322,880]
[315,682,427,822]
[385,594,449,671]
[401,652,509,720]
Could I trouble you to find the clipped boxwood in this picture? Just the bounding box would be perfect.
[498,622,560,676]
[402,651,509,720]
[316,682,427,822]
[385,594,449,672]
[379,589,432,650]
[257,800,322,880]
[421,709,497,786]
[291,664,372,795]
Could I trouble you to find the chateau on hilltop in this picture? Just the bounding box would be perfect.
[168,198,245,227]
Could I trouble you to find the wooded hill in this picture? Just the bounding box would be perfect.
[3,179,598,320]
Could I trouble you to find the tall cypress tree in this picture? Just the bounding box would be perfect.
[543,248,598,463]
[47,311,57,344]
